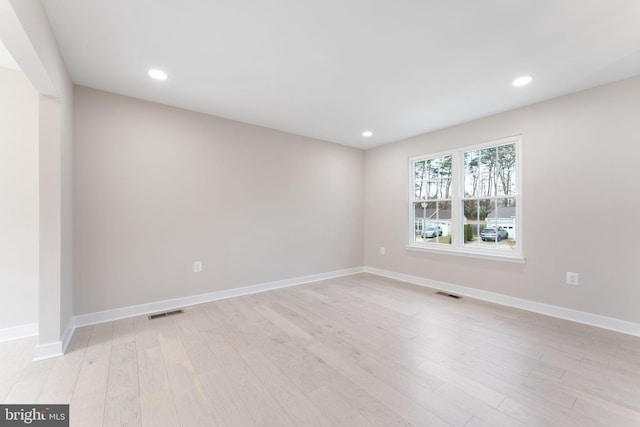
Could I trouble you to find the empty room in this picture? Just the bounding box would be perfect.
[1,0,639,426]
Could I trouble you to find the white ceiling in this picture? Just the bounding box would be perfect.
[41,0,640,149]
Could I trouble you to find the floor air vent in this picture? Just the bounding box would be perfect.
[435,291,462,299]
[148,309,184,320]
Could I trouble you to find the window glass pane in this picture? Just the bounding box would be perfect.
[465,143,517,198]
[478,147,498,197]
[435,155,452,199]
[414,160,426,200]
[485,198,517,250]
[413,201,450,245]
[463,199,493,247]
[415,155,452,200]
[414,201,436,242]
[464,150,480,197]
[434,200,452,244]
[497,144,517,196]
[413,201,425,240]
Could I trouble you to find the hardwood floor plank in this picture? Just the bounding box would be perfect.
[498,397,579,427]
[197,368,256,426]
[174,317,221,375]
[434,383,527,427]
[202,332,296,426]
[133,314,159,351]
[610,355,640,376]
[3,358,56,403]
[418,358,506,409]
[69,323,114,427]
[1,273,638,427]
[254,304,314,341]
[561,365,640,411]
[136,345,179,427]
[111,318,136,346]
[165,362,218,427]
[231,319,345,395]
[0,337,37,401]
[306,378,409,427]
[239,347,334,426]
[309,343,452,426]
[571,396,640,427]
[306,384,374,427]
[103,341,140,427]
[424,349,579,411]
[357,356,470,426]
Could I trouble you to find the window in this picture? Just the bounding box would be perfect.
[409,136,522,261]
[413,155,452,245]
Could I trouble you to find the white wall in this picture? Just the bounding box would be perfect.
[73,86,364,315]
[2,0,75,354]
[0,67,39,332]
[364,74,640,324]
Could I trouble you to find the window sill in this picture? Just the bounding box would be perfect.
[405,244,525,263]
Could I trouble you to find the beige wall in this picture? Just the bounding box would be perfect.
[0,68,39,330]
[364,74,640,324]
[73,86,364,314]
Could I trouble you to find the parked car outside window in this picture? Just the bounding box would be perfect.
[421,225,443,238]
[481,226,508,241]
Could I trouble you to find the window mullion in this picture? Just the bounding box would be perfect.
[451,150,463,248]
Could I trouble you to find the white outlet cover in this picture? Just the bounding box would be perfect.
[566,272,579,285]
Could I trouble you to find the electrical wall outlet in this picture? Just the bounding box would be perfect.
[379,247,386,255]
[566,272,579,285]
[193,261,202,273]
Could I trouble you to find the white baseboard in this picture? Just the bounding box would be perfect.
[74,266,365,328]
[32,341,63,361]
[61,318,76,353]
[364,266,640,337]
[0,322,38,343]
[13,264,640,362]
[31,318,77,361]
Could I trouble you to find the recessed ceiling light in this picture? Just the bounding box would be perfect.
[512,75,533,87]
[362,130,373,138]
[148,69,168,81]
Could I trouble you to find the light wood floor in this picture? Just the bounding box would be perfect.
[2,273,640,426]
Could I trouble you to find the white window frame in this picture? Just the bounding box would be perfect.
[407,135,524,263]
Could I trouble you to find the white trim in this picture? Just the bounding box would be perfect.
[74,267,364,328]
[364,266,640,337]
[460,134,522,154]
[406,244,525,263]
[0,0,59,96]
[32,341,63,361]
[0,322,38,342]
[60,318,76,353]
[30,319,76,361]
